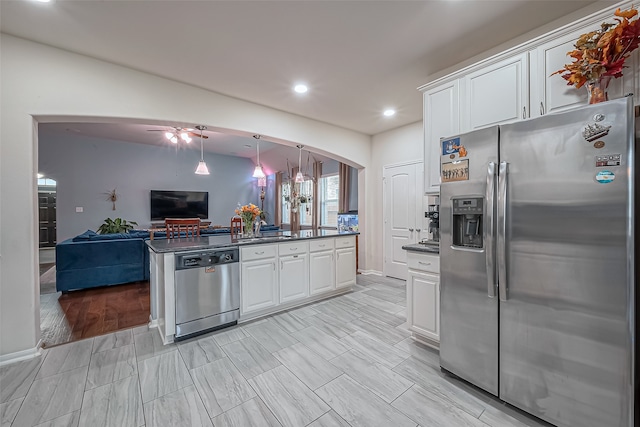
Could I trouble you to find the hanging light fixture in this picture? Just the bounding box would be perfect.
[194,125,210,175]
[252,135,266,179]
[295,144,305,183]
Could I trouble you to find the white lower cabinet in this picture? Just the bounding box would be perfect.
[336,247,356,289]
[240,236,356,319]
[279,253,309,303]
[407,251,440,344]
[241,257,278,315]
[309,250,335,295]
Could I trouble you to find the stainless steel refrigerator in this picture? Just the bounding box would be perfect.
[439,97,637,427]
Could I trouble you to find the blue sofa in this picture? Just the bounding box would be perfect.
[55,225,281,292]
[56,230,151,292]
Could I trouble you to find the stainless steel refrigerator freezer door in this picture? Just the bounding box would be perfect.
[440,126,499,396]
[499,97,635,427]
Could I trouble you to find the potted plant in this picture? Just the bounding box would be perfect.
[97,217,138,234]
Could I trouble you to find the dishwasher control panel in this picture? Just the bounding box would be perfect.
[175,248,239,270]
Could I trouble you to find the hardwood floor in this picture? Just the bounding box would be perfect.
[40,281,150,348]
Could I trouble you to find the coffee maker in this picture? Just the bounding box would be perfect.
[426,203,440,242]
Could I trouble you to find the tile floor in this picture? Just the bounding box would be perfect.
[0,275,549,427]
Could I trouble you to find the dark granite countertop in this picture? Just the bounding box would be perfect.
[146,229,359,254]
[402,242,440,254]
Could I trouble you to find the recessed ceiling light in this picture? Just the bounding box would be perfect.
[294,84,308,94]
[32,0,52,3]
[383,109,396,117]
[37,173,44,178]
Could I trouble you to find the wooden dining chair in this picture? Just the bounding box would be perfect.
[230,217,243,236]
[165,218,201,239]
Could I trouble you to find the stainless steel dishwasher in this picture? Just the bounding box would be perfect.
[174,248,240,340]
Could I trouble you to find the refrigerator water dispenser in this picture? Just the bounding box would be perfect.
[452,197,483,248]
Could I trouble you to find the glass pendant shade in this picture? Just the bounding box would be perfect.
[195,160,210,175]
[252,164,266,179]
[295,144,304,183]
[194,125,210,175]
[258,177,267,187]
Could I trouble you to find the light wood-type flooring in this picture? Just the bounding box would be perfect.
[40,281,150,348]
[3,276,550,427]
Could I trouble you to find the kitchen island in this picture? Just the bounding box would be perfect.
[403,241,440,348]
[147,229,358,344]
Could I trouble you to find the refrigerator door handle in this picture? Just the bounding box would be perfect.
[498,161,508,301]
[485,161,496,298]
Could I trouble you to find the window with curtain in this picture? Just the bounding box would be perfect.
[320,174,339,227]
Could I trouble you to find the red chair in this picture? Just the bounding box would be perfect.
[230,217,242,235]
[165,218,201,239]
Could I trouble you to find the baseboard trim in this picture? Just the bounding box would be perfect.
[358,270,383,276]
[0,340,43,366]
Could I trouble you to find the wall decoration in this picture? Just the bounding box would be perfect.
[104,188,118,210]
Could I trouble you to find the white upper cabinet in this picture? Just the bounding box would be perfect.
[423,81,459,193]
[460,53,529,131]
[529,23,637,117]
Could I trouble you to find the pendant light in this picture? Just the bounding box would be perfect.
[252,135,266,179]
[194,125,210,175]
[295,144,304,183]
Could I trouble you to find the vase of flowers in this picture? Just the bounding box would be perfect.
[552,7,640,103]
[235,203,261,238]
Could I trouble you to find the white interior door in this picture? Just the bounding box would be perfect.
[383,163,417,280]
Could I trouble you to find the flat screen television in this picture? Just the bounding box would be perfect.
[150,190,208,220]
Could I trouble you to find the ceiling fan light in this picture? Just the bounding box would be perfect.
[170,135,178,144]
[295,171,304,183]
[252,164,266,179]
[181,132,191,143]
[165,132,174,140]
[195,160,210,175]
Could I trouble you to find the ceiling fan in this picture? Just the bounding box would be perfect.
[147,126,208,144]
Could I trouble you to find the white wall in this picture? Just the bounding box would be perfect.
[39,133,264,241]
[369,121,424,273]
[0,34,371,357]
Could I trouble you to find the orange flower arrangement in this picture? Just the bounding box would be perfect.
[235,203,261,224]
[553,7,640,88]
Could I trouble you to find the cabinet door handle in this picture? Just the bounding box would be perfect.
[540,102,545,116]
[293,255,298,258]
[280,261,283,269]
[319,244,325,247]
[273,262,275,271]
[408,228,414,232]
[255,251,264,255]
[290,247,298,251]
[416,228,421,232]
[418,261,431,266]
[522,106,526,119]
